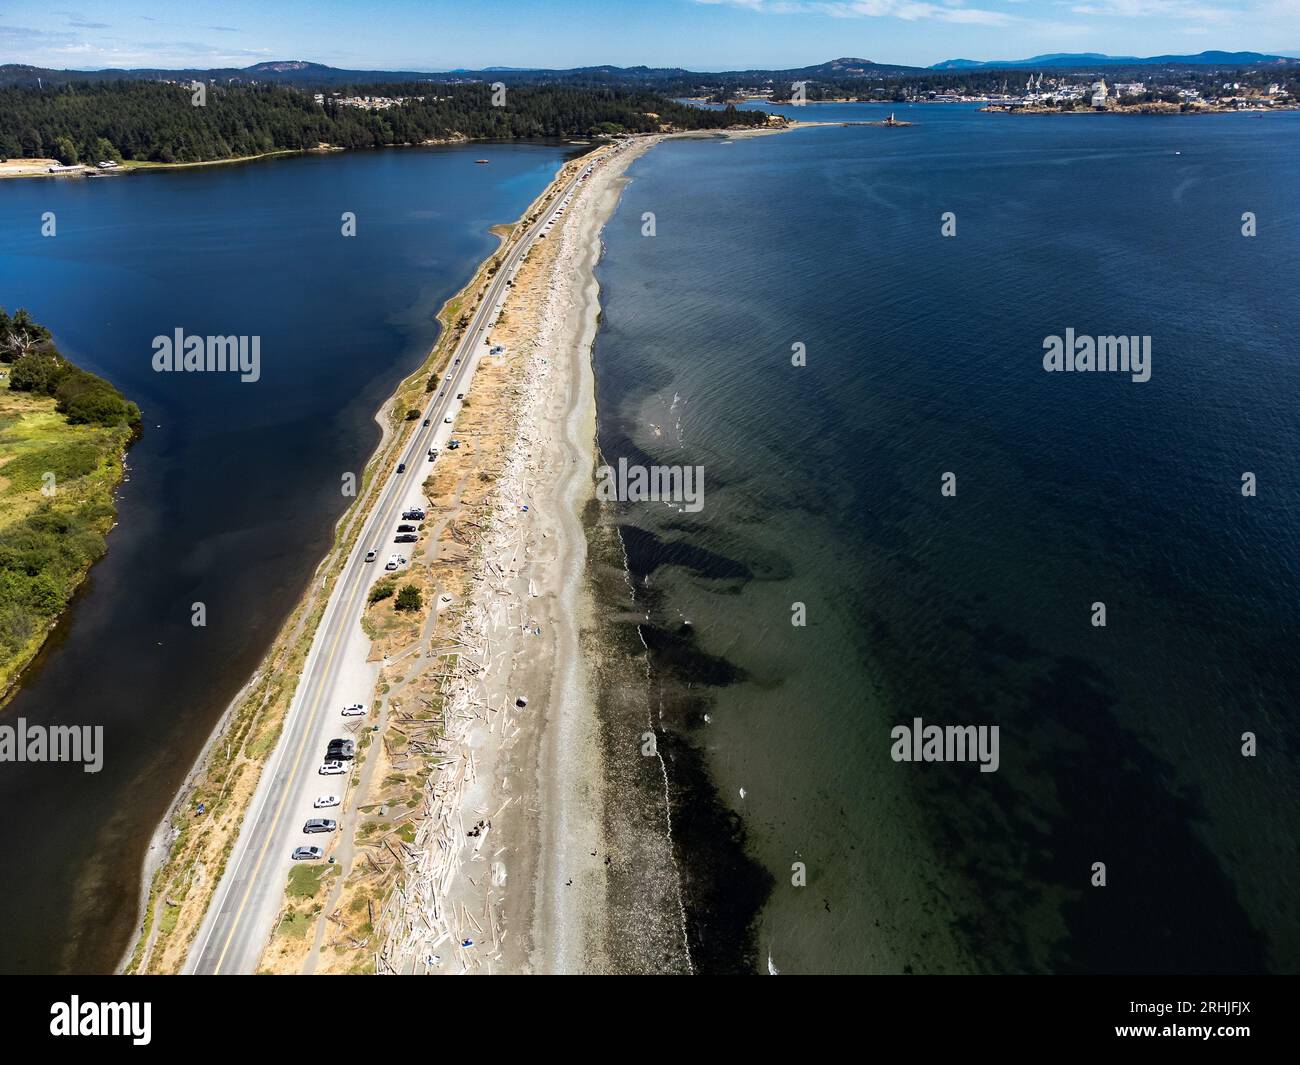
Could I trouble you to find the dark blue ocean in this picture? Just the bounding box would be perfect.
[592,103,1300,973]
[0,142,579,972]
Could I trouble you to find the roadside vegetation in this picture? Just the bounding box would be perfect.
[0,308,139,699]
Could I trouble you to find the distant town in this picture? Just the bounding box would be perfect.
[711,71,1297,114]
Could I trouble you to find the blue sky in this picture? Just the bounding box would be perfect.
[2,1,1297,71]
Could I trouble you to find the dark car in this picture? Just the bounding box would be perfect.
[394,533,418,544]
[456,393,464,400]
[303,818,337,834]
[397,524,417,533]
[397,463,406,473]
[423,418,430,426]
[326,740,355,761]
[402,509,426,521]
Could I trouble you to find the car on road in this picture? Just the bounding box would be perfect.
[397,523,417,533]
[319,760,346,775]
[292,846,324,861]
[314,795,340,808]
[365,549,377,563]
[423,418,430,426]
[341,703,365,717]
[303,818,337,834]
[397,462,406,473]
[394,533,418,544]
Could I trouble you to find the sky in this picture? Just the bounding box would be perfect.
[2,0,1298,71]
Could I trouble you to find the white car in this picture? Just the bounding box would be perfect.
[385,554,407,571]
[314,795,340,809]
[319,760,346,775]
[341,703,365,717]
[444,416,452,424]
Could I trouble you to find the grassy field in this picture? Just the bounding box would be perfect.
[0,375,134,701]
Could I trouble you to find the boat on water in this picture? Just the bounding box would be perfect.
[474,159,490,164]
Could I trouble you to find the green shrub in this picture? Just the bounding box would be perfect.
[8,352,66,394]
[394,584,422,612]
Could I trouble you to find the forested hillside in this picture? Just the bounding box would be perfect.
[0,81,768,165]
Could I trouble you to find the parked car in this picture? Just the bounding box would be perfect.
[385,554,407,570]
[456,393,464,400]
[444,416,453,424]
[447,441,460,451]
[303,818,337,834]
[397,524,417,533]
[327,740,355,760]
[319,761,346,775]
[314,795,340,808]
[364,549,377,563]
[292,846,324,861]
[341,703,366,717]
[403,508,426,521]
[394,533,418,544]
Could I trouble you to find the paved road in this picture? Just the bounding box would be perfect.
[185,156,596,974]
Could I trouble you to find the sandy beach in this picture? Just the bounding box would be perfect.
[361,135,669,974]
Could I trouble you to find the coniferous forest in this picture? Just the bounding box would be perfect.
[0,81,768,165]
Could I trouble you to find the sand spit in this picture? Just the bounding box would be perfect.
[251,136,675,975]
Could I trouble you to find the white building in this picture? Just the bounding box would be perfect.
[1090,79,1108,109]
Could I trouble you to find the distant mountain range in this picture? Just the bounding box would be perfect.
[2,51,1298,90]
[930,51,1300,71]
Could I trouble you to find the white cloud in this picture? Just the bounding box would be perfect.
[1068,0,1230,21]
[695,0,1019,25]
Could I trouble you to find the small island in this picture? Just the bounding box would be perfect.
[0,309,140,701]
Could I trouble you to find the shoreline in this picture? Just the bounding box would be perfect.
[0,364,138,708]
[0,126,773,183]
